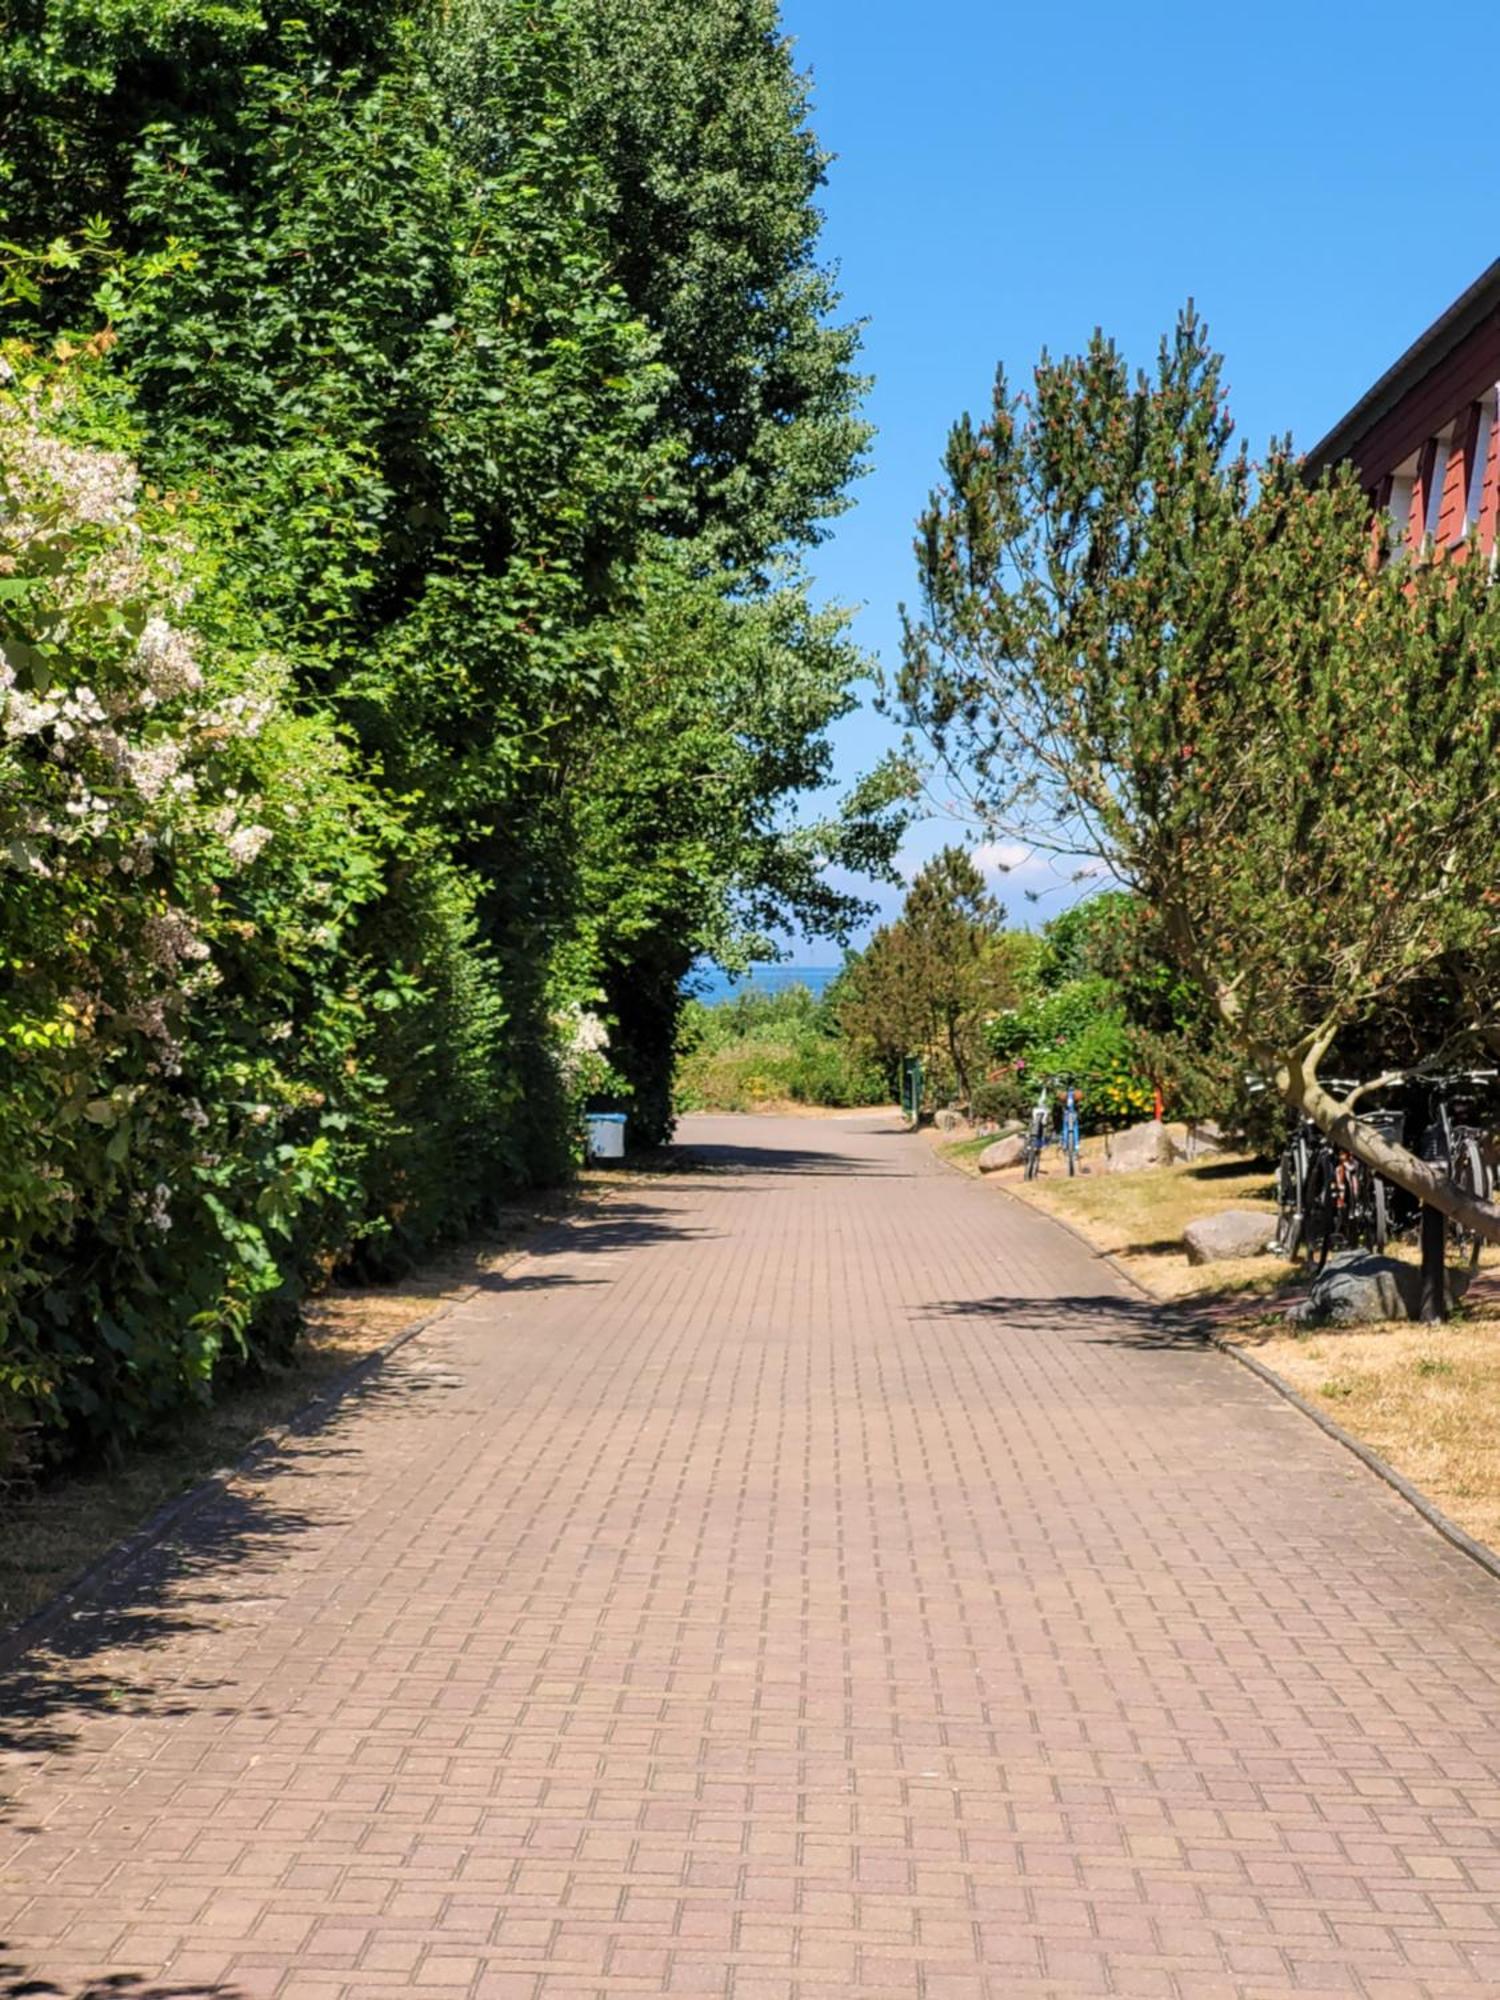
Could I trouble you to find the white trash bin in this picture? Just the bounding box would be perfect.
[586,1111,627,1161]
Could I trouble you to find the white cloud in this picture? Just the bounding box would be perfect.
[970,840,1032,875]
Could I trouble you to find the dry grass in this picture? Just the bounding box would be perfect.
[0,1165,656,1638]
[1240,1312,1500,1550]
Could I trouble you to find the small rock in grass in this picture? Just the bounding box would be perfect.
[1103,1119,1174,1173]
[1183,1210,1277,1265]
[1180,1118,1235,1159]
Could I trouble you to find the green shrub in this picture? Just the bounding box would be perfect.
[0,366,518,1466]
[968,1077,1029,1125]
[985,976,1154,1127]
[675,988,885,1112]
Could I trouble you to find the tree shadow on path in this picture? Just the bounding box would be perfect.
[481,1197,717,1277]
[673,1137,914,1178]
[0,1469,318,1823]
[0,1341,455,1818]
[916,1289,1220,1350]
[0,1956,237,2000]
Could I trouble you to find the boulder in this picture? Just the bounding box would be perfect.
[1287,1251,1473,1326]
[934,1108,966,1134]
[978,1134,1026,1173]
[1182,1209,1276,1265]
[1103,1119,1174,1174]
[1179,1119,1234,1160]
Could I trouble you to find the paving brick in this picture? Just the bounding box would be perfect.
[4,1112,1500,1997]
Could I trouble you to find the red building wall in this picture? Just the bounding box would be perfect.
[1310,278,1500,563]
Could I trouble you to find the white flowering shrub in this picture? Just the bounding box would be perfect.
[549,1002,627,1160]
[0,368,512,1464]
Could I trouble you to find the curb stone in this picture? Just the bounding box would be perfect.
[933,1136,1500,1588]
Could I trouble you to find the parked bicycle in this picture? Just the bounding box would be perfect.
[1273,1070,1498,1273]
[1272,1111,1322,1260]
[1059,1079,1082,1177]
[1417,1072,1497,1272]
[1303,1107,1402,1273]
[1023,1081,1051,1181]
[1273,1080,1387,1268]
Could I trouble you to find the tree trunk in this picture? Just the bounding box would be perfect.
[946,1009,971,1107]
[1419,1205,1447,1322]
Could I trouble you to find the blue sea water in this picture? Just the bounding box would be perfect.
[687,964,841,1007]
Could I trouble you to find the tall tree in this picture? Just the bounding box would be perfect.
[554,0,906,1123]
[839,848,1009,1105]
[565,0,869,566]
[571,555,907,1139]
[898,310,1500,1236]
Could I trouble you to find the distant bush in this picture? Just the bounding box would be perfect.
[675,987,886,1112]
[968,1078,1029,1125]
[985,976,1155,1126]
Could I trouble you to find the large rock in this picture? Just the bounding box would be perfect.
[1179,1119,1235,1160]
[1288,1251,1472,1326]
[1103,1119,1174,1174]
[978,1134,1026,1173]
[1183,1209,1276,1265]
[934,1108,966,1134]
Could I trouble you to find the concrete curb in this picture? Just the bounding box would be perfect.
[1213,1335,1500,1584]
[933,1135,1500,1588]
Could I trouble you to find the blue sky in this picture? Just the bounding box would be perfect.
[783,0,1495,946]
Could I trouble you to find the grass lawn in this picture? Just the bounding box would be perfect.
[939,1122,1500,1555]
[0,1162,657,1638]
[935,1132,1000,1171]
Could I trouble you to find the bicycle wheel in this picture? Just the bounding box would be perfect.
[1274,1147,1303,1258]
[1304,1151,1337,1274]
[1369,1175,1389,1253]
[1064,1127,1077,1176]
[1024,1138,1040,1182]
[1449,1137,1489,1272]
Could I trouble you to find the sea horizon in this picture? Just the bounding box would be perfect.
[687,963,842,1006]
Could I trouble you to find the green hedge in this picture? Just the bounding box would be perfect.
[0,371,537,1467]
[0,0,896,1474]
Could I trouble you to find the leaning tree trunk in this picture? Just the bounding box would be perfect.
[1290,1072,1500,1244]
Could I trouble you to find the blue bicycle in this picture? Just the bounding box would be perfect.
[1024,1077,1082,1179]
[1059,1082,1082,1177]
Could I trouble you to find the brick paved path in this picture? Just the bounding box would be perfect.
[5,1114,1500,2000]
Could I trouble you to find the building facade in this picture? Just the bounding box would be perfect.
[1304,259,1500,562]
